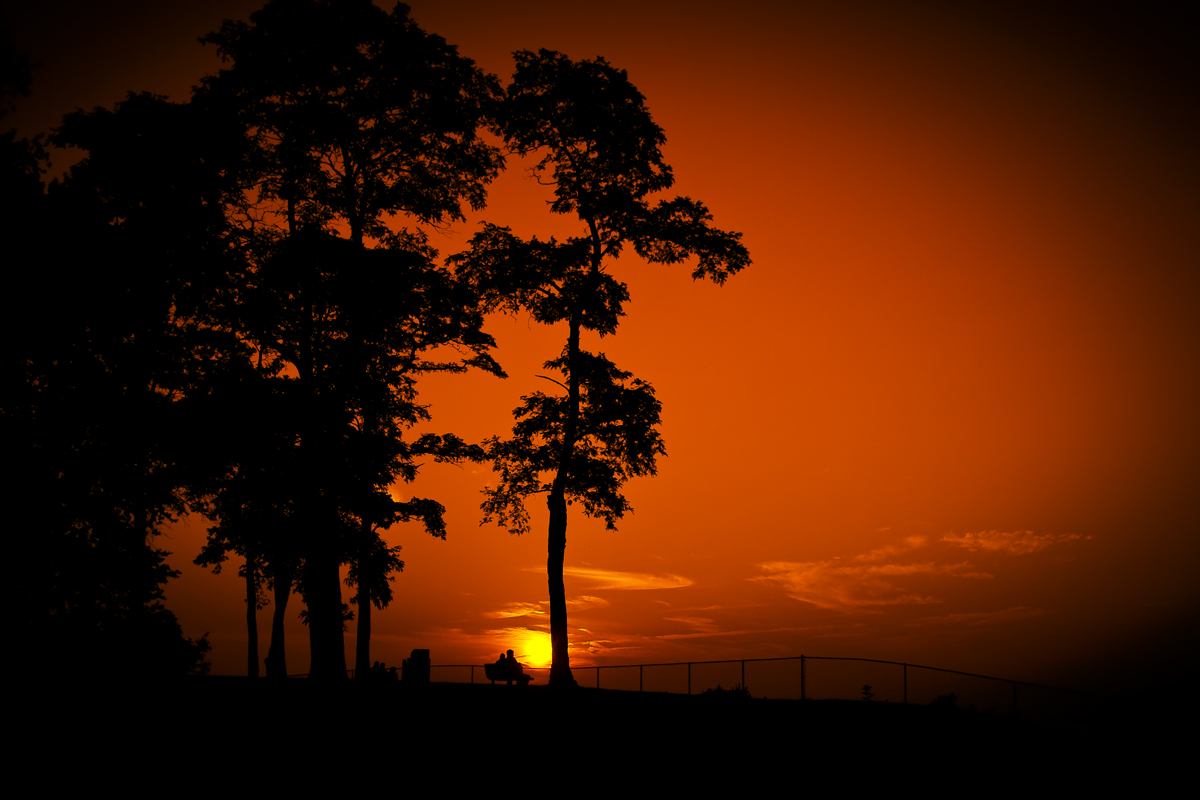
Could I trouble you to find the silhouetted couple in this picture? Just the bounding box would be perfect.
[495,649,533,686]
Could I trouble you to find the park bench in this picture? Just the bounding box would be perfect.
[484,662,533,686]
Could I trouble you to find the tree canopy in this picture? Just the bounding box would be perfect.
[199,0,503,244]
[9,9,750,683]
[192,0,506,679]
[8,90,227,678]
[452,49,750,685]
[8,1,507,681]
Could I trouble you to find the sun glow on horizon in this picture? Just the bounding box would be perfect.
[499,628,552,669]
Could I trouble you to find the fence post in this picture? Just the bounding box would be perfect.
[903,663,907,704]
[800,655,806,701]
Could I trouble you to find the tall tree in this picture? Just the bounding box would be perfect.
[7,89,235,678]
[1,29,47,224]
[452,50,750,686]
[192,370,300,678]
[197,0,505,679]
[199,0,503,246]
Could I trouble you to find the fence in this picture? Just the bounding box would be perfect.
[427,655,1106,729]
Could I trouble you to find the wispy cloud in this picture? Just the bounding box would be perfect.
[912,606,1045,626]
[756,526,1088,613]
[485,595,609,619]
[567,595,611,611]
[662,616,722,634]
[655,628,767,641]
[672,603,765,613]
[484,602,546,619]
[653,623,842,641]
[855,536,928,562]
[562,566,694,591]
[754,559,989,611]
[941,530,1086,555]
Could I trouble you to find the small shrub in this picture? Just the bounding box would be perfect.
[930,693,959,711]
[699,683,752,702]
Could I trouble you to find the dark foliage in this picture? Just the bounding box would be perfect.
[699,684,753,703]
[6,88,228,677]
[930,692,960,711]
[452,49,749,686]
[193,0,505,678]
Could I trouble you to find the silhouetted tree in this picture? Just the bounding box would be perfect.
[0,31,47,223]
[196,510,269,679]
[6,89,234,677]
[452,51,750,686]
[197,0,504,678]
[345,520,405,674]
[199,0,503,246]
[192,370,301,678]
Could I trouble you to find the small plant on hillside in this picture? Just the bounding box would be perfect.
[700,684,752,703]
[861,685,874,701]
[930,693,959,711]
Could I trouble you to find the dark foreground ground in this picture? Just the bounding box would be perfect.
[19,676,1180,791]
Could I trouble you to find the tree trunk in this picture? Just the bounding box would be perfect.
[245,554,260,678]
[355,585,371,679]
[546,485,575,686]
[354,519,372,678]
[304,525,348,680]
[265,563,293,679]
[353,391,375,679]
[546,313,581,688]
[296,257,347,681]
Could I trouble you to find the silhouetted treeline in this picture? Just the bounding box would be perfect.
[5,1,747,680]
[6,57,221,676]
[6,0,499,679]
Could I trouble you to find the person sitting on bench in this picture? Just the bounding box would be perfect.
[493,649,532,686]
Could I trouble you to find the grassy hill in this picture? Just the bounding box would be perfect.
[23,675,1180,791]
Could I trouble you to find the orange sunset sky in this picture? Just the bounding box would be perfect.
[8,0,1197,691]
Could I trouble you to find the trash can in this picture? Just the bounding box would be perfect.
[402,649,430,684]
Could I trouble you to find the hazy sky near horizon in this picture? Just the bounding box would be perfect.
[8,0,1197,689]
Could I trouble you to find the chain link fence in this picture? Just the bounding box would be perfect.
[428,655,1105,729]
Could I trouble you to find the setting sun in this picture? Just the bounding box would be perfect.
[504,629,552,670]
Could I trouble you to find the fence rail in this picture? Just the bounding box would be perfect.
[424,654,1105,728]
